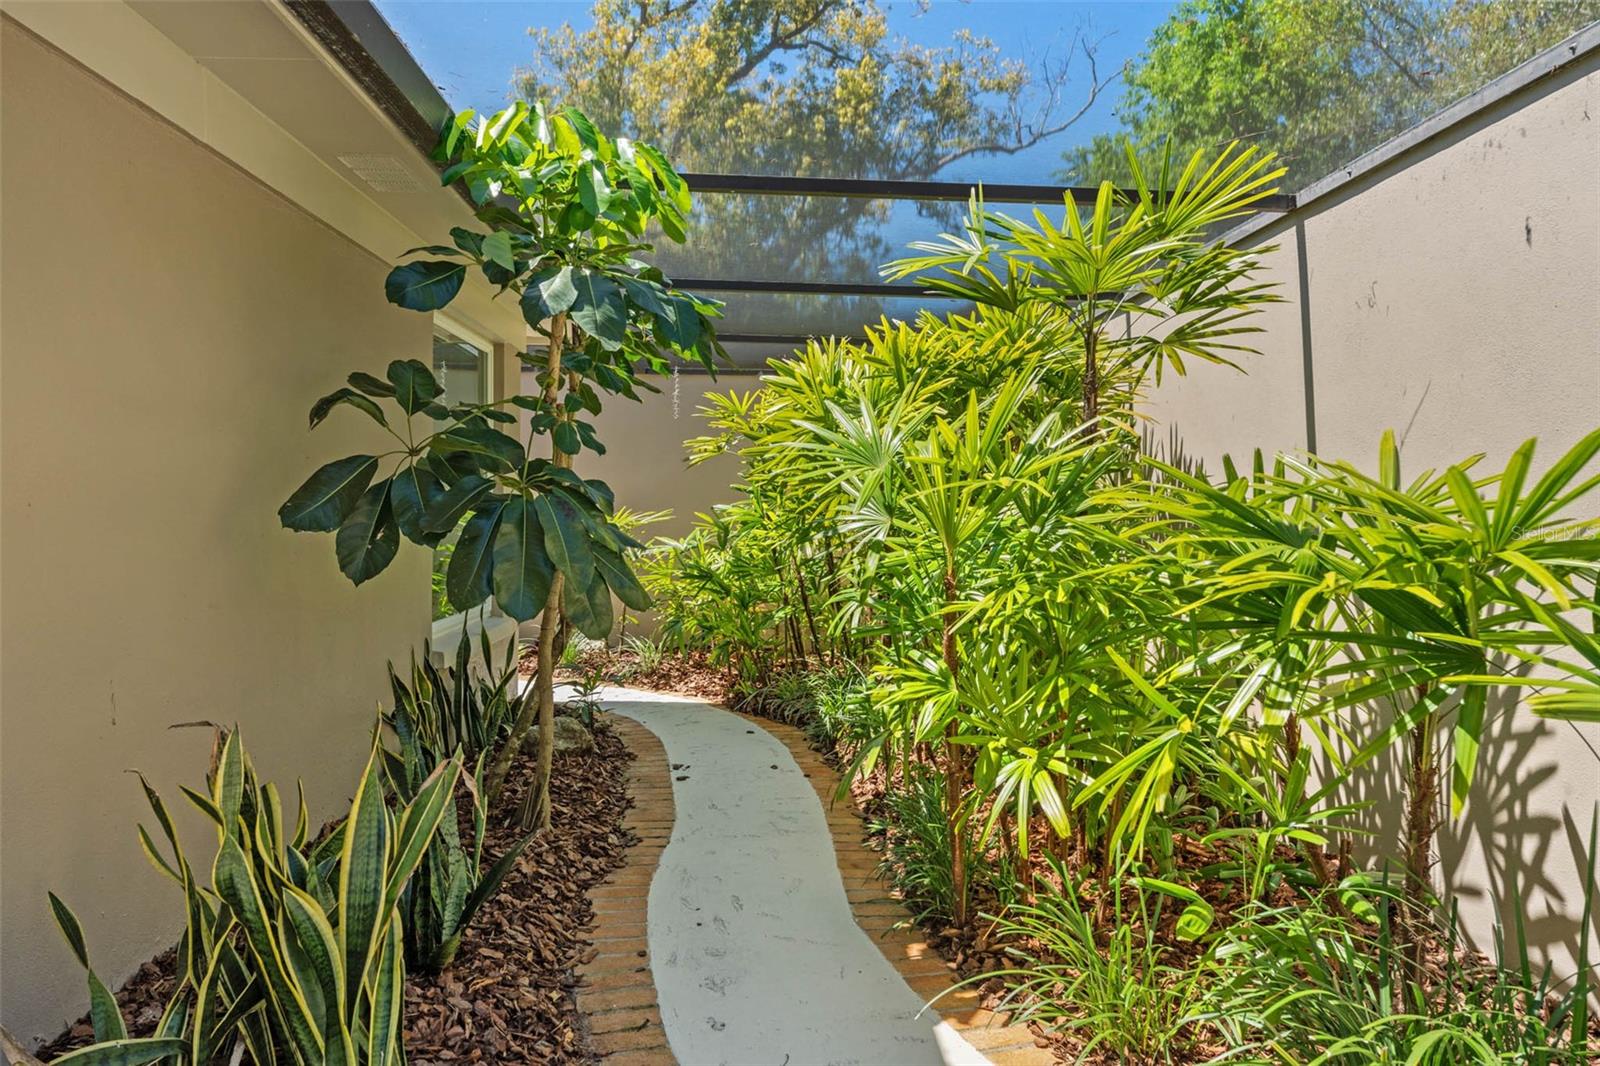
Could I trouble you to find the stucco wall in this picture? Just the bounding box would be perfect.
[0,21,435,1042]
[560,371,746,544]
[1146,47,1600,982]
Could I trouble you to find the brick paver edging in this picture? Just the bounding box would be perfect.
[734,712,1054,1065]
[576,715,675,1064]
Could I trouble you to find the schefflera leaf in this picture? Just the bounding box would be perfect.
[335,480,399,585]
[491,497,555,622]
[384,260,465,312]
[280,455,379,533]
[390,465,447,546]
[386,359,443,415]
[446,502,503,610]
[562,568,614,640]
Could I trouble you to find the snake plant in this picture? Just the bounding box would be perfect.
[381,637,534,973]
[47,728,460,1065]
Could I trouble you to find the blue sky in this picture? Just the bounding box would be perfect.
[371,1,1177,182]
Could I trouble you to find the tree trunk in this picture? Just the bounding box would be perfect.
[1284,712,1339,894]
[1400,699,1439,975]
[769,547,804,662]
[484,314,567,821]
[794,554,825,664]
[1081,315,1099,429]
[517,573,565,830]
[942,565,970,928]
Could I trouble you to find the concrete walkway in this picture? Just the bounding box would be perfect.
[596,687,989,1066]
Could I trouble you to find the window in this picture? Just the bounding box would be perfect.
[431,319,490,621]
[432,319,489,421]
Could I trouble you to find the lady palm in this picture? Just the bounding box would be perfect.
[884,142,1285,425]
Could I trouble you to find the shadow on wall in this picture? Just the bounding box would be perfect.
[1320,660,1600,987]
[1147,420,1600,989]
[1139,423,1208,480]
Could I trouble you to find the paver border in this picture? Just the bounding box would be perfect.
[576,714,676,1064]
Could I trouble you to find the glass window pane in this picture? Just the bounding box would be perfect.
[431,322,488,619]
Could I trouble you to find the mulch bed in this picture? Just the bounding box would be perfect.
[405,722,634,1064]
[38,727,637,1066]
[525,640,730,706]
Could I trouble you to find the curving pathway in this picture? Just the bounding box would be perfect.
[593,687,991,1066]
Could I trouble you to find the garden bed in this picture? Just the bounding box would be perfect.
[589,650,1600,1064]
[38,728,637,1065]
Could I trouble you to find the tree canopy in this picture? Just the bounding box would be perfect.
[516,0,1112,292]
[516,0,1110,180]
[1062,0,1600,186]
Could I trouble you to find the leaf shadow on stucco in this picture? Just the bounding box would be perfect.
[1324,662,1600,974]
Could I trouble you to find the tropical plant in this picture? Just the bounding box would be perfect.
[563,665,606,731]
[280,101,719,830]
[632,125,1600,1055]
[986,871,1213,1064]
[622,633,667,676]
[1204,849,1595,1063]
[47,730,460,1065]
[381,638,535,973]
[883,141,1285,426]
[1141,427,1600,965]
[390,635,525,764]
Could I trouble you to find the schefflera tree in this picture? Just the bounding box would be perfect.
[280,103,722,830]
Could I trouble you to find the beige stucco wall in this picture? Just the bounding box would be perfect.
[561,371,746,544]
[0,20,440,1042]
[1146,49,1600,982]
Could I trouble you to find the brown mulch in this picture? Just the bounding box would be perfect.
[404,722,634,1064]
[617,651,728,703]
[36,950,180,1056]
[521,640,732,707]
[38,727,636,1066]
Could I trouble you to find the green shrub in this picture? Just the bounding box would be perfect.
[986,872,1213,1064]
[802,667,878,754]
[872,765,1024,921]
[622,634,666,675]
[1204,872,1595,1064]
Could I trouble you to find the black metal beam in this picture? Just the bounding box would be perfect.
[676,278,951,298]
[682,172,1297,212]
[716,332,866,345]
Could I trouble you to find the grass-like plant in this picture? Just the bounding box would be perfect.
[985,871,1212,1064]
[1203,854,1595,1063]
[380,638,534,973]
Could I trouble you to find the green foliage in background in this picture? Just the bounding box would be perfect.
[644,138,1600,1059]
[1063,0,1600,185]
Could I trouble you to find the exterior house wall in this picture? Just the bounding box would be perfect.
[570,373,746,544]
[0,19,443,1043]
[1145,44,1600,983]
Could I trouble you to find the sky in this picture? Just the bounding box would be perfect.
[370,1,1178,183]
